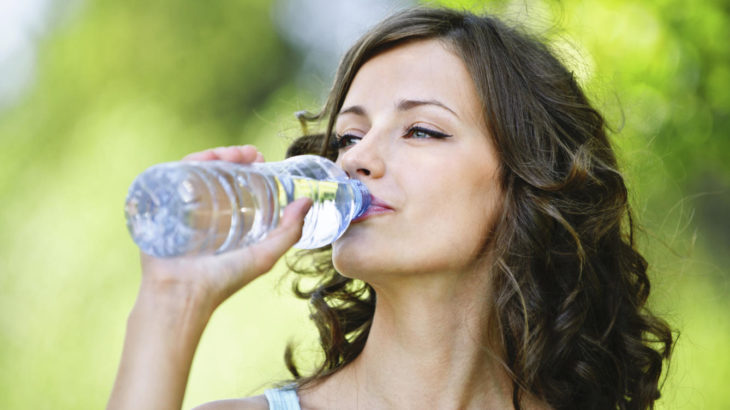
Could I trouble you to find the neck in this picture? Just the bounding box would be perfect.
[313,268,516,410]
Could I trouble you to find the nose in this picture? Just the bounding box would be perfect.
[338,132,385,180]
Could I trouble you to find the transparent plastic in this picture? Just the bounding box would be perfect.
[124,155,370,258]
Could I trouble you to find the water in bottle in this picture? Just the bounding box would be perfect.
[124,155,370,258]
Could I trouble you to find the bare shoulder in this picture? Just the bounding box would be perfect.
[192,394,269,410]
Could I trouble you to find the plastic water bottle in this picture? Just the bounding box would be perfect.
[124,155,371,258]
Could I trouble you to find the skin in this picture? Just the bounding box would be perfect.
[108,41,549,409]
[331,39,501,285]
[107,145,312,410]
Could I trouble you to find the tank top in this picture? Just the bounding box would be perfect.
[264,386,301,410]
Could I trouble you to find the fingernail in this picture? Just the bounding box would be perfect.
[212,147,226,157]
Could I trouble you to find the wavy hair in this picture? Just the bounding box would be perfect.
[283,8,673,410]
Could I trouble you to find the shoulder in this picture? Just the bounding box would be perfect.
[192,394,269,410]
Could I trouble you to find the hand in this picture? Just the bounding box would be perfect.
[139,145,312,311]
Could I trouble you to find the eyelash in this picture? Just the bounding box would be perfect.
[335,126,452,149]
[406,126,452,140]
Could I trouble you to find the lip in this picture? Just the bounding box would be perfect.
[352,195,394,223]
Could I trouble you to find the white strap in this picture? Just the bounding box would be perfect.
[264,387,301,410]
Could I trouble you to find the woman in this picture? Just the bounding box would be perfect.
[108,7,673,410]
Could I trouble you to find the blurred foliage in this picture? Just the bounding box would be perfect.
[0,0,727,409]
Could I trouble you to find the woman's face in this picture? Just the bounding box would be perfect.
[332,39,501,280]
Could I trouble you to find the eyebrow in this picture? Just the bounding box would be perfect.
[338,99,460,119]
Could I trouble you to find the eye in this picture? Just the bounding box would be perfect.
[335,133,362,149]
[404,126,452,140]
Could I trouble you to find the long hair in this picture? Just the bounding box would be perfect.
[283,8,674,410]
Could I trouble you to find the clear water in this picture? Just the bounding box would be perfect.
[124,157,369,258]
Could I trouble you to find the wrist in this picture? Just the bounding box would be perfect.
[138,274,214,305]
[131,278,216,339]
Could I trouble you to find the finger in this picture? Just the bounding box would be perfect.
[212,145,258,163]
[255,152,265,163]
[248,198,312,273]
[277,198,312,234]
[182,150,219,161]
[237,145,261,163]
[182,146,261,163]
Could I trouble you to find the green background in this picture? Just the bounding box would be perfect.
[0,0,727,408]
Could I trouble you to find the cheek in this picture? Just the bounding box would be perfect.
[438,169,501,244]
[427,195,495,268]
[400,176,499,271]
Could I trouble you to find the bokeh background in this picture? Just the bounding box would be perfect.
[1,0,728,408]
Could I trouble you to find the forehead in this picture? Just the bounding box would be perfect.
[342,39,483,122]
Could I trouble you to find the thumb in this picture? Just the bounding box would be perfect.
[248,198,312,273]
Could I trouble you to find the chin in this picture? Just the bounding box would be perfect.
[333,248,421,284]
[332,248,367,279]
[332,241,384,280]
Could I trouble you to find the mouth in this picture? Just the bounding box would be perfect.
[352,195,394,223]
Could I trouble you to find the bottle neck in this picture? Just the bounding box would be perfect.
[350,179,371,219]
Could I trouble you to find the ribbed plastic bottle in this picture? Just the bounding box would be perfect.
[124,155,370,258]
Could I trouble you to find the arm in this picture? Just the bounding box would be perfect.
[107,146,311,410]
[107,277,212,410]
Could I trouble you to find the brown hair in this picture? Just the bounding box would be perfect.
[284,7,673,410]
